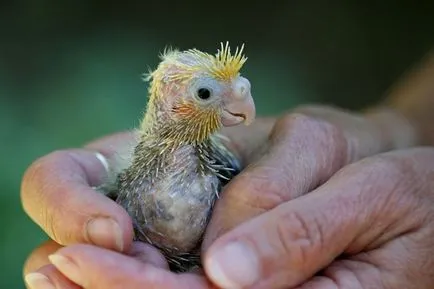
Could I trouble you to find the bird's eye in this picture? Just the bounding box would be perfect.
[197,88,211,100]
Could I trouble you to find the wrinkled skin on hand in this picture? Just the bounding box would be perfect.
[203,147,434,289]
[22,105,432,289]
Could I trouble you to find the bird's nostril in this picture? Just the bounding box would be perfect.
[240,85,246,95]
[233,77,251,100]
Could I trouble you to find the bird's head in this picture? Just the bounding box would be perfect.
[142,42,256,143]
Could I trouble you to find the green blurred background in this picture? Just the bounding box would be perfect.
[0,0,433,287]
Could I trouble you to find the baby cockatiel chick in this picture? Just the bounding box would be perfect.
[102,42,255,272]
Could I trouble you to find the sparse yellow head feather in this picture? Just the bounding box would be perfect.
[145,42,248,88]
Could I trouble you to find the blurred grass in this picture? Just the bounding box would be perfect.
[0,1,433,287]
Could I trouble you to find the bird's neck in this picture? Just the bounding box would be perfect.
[139,98,221,146]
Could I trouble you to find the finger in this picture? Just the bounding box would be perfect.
[295,252,426,289]
[24,241,169,289]
[203,113,350,248]
[294,260,382,289]
[203,147,434,289]
[47,244,212,289]
[24,240,62,275]
[21,148,135,252]
[21,129,139,252]
[25,264,81,289]
[128,241,169,269]
[23,240,79,289]
[25,240,169,273]
[23,241,169,289]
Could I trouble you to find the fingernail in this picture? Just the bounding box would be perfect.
[48,254,81,286]
[86,217,124,251]
[25,272,56,289]
[206,242,260,289]
[95,152,109,173]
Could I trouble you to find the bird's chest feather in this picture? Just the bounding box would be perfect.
[117,143,223,253]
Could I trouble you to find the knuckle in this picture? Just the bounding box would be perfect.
[273,209,324,268]
[20,150,72,242]
[21,150,64,201]
[21,150,69,194]
[273,112,318,139]
[278,111,341,137]
[270,112,348,181]
[21,152,53,214]
[274,112,346,152]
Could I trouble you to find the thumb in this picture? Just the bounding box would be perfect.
[203,153,411,289]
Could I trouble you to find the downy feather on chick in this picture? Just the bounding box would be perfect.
[97,42,256,272]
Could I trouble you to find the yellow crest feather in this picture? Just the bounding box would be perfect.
[210,41,248,80]
[146,42,247,84]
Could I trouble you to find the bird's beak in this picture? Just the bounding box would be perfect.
[221,76,256,127]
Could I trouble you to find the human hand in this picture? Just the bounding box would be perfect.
[202,147,434,289]
[202,104,417,250]
[21,105,413,289]
[21,118,275,289]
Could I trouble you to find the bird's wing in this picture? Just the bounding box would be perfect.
[208,133,242,186]
[93,178,120,200]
